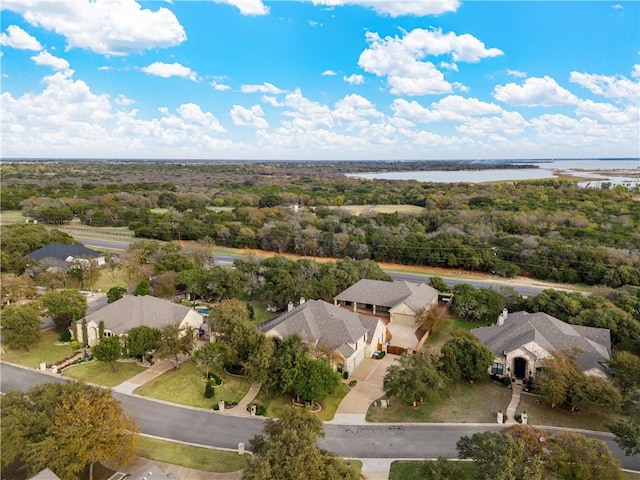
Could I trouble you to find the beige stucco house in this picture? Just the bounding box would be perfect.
[75,294,204,346]
[258,299,387,374]
[472,310,612,381]
[334,279,439,352]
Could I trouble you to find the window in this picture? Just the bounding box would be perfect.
[491,362,504,375]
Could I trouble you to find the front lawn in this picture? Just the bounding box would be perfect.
[0,329,73,369]
[254,382,350,421]
[389,460,476,480]
[366,379,511,423]
[93,267,131,293]
[137,435,249,472]
[422,315,488,355]
[63,360,146,387]
[516,392,621,432]
[134,360,252,408]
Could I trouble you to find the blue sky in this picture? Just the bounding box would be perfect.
[1,0,638,160]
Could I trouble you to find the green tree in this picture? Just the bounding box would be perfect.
[456,430,545,480]
[107,286,127,303]
[156,324,196,369]
[243,332,274,383]
[193,341,222,378]
[429,276,450,293]
[297,359,340,403]
[610,351,640,394]
[439,333,494,381]
[609,388,640,456]
[92,336,123,372]
[0,303,41,351]
[133,279,151,296]
[550,431,622,480]
[126,325,162,360]
[40,288,88,333]
[243,407,361,480]
[267,334,309,396]
[1,382,138,480]
[383,352,447,406]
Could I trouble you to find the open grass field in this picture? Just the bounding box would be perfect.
[366,379,512,423]
[389,460,477,480]
[63,360,146,387]
[253,381,350,421]
[93,267,131,293]
[0,329,73,369]
[134,360,252,408]
[516,392,621,432]
[0,210,27,223]
[137,435,249,473]
[330,204,425,215]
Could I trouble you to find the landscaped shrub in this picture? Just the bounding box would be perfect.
[224,364,245,376]
[204,382,214,399]
[502,377,512,387]
[514,413,522,423]
[343,371,349,380]
[246,403,267,416]
[348,380,358,387]
[212,404,219,411]
[207,372,222,386]
[70,340,80,350]
[58,330,71,342]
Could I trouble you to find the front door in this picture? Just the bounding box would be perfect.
[513,357,527,379]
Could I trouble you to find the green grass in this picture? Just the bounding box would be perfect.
[389,460,476,480]
[624,472,640,480]
[516,392,621,432]
[0,210,26,222]
[63,360,146,387]
[137,436,249,472]
[366,379,512,423]
[330,204,426,215]
[254,381,350,421]
[93,267,131,293]
[422,315,487,355]
[134,360,252,408]
[249,301,277,325]
[1,329,74,368]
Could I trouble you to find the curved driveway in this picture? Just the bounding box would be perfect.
[2,363,639,471]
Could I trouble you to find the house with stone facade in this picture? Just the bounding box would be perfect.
[471,310,612,381]
[258,299,387,374]
[74,295,203,347]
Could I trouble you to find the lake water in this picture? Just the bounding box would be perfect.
[347,159,639,184]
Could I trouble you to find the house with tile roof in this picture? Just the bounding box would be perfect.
[74,295,204,346]
[471,310,612,381]
[28,242,105,270]
[258,299,387,374]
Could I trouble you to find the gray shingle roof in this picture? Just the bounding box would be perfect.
[471,311,611,373]
[334,279,438,311]
[80,295,194,334]
[28,469,62,480]
[258,299,380,352]
[28,242,101,261]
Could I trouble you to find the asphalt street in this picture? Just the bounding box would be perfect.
[2,363,638,471]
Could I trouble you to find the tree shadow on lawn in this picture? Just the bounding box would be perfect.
[254,382,350,421]
[366,380,512,423]
[134,360,252,408]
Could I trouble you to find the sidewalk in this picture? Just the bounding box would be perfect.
[505,381,524,424]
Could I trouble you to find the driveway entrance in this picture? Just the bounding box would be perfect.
[334,354,396,416]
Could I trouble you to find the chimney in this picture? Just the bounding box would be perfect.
[287,302,294,312]
[299,297,306,305]
[497,308,508,326]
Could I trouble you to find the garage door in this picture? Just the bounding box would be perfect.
[351,348,366,372]
[392,313,415,326]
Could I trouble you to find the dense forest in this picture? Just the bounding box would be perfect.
[2,160,639,286]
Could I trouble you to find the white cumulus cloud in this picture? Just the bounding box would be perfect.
[358,28,502,95]
[569,70,639,101]
[31,51,73,75]
[493,76,578,106]
[0,25,42,50]
[212,0,269,15]
[322,69,337,76]
[2,0,186,56]
[141,62,197,81]
[343,74,364,84]
[241,82,285,94]
[506,69,526,78]
[230,104,269,128]
[211,80,232,91]
[310,0,460,17]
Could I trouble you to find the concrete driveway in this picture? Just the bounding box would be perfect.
[333,354,397,418]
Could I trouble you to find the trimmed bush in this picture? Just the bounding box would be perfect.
[58,330,71,342]
[348,380,358,387]
[204,382,214,399]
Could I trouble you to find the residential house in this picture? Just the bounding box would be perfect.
[27,469,62,480]
[127,463,180,480]
[75,295,204,346]
[471,310,612,381]
[28,242,105,270]
[334,279,439,352]
[258,299,387,374]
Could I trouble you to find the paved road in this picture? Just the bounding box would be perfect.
[2,363,638,471]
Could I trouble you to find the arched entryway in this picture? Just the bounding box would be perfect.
[513,357,527,379]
